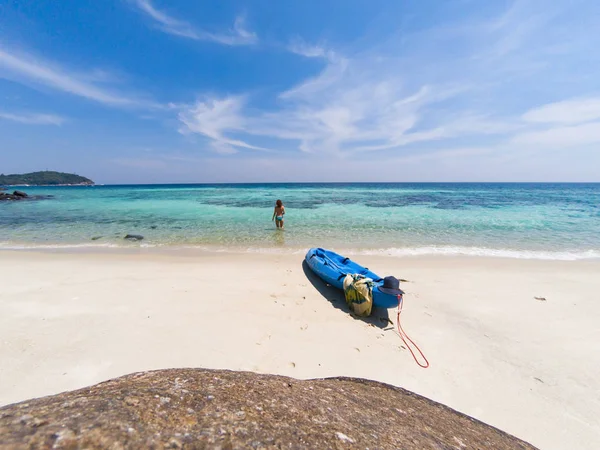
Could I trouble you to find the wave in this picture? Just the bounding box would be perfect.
[0,242,123,250]
[1,242,598,260]
[0,242,166,250]
[347,246,600,261]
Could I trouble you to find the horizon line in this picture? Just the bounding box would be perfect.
[5,181,600,187]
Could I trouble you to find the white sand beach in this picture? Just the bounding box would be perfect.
[0,250,599,449]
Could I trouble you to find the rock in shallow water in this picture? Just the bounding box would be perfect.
[124,234,144,241]
[0,191,52,201]
[0,368,536,449]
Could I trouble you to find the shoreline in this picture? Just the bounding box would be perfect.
[1,243,599,262]
[4,246,600,267]
[1,250,599,449]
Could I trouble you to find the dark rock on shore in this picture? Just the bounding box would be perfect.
[91,236,102,241]
[124,234,144,241]
[0,368,536,449]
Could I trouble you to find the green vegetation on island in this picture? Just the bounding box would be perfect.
[0,171,94,186]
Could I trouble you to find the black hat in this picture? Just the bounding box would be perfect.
[378,276,404,295]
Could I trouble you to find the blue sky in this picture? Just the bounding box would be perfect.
[1,0,600,183]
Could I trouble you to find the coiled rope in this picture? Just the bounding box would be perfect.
[397,294,429,368]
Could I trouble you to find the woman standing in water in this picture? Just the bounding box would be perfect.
[272,199,285,229]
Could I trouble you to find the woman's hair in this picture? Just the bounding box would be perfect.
[276,199,283,207]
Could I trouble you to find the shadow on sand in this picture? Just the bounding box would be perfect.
[301,260,392,330]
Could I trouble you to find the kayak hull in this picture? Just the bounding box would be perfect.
[305,247,399,308]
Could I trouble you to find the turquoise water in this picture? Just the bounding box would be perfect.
[1,183,599,259]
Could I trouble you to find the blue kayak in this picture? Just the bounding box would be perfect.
[305,248,399,308]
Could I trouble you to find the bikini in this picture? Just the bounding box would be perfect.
[276,208,284,221]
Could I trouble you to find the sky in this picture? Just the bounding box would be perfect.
[1,0,600,183]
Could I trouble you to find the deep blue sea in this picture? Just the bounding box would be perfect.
[1,183,599,259]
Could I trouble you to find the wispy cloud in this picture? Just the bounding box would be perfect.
[511,121,600,147]
[178,96,269,153]
[511,96,600,147]
[0,111,66,125]
[0,47,150,107]
[131,0,257,45]
[177,57,509,155]
[131,0,197,39]
[177,0,600,159]
[288,39,336,61]
[482,0,553,60]
[522,97,600,124]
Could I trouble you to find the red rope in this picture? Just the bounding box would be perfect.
[396,294,429,368]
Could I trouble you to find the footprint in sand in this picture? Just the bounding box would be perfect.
[256,334,272,346]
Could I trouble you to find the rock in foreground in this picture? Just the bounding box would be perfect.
[0,368,536,449]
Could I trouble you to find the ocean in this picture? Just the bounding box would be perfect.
[1,183,599,260]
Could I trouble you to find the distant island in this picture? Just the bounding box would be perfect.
[0,171,94,186]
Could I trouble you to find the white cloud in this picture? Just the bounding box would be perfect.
[288,39,336,61]
[177,55,514,155]
[523,97,600,124]
[0,48,149,107]
[278,57,349,100]
[177,96,268,152]
[512,96,600,149]
[131,0,257,45]
[0,111,66,125]
[231,17,257,44]
[131,0,196,39]
[511,121,600,147]
[178,2,573,156]
[483,1,553,60]
[175,0,600,163]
